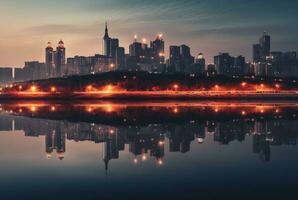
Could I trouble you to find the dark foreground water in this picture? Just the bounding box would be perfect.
[0,101,297,200]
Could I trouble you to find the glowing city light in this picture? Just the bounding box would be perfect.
[30,106,37,112]
[51,86,57,93]
[197,138,204,144]
[157,159,164,166]
[158,33,163,39]
[158,141,165,146]
[275,84,281,89]
[86,85,93,91]
[50,106,56,112]
[86,107,93,113]
[173,84,179,90]
[133,158,138,164]
[30,86,37,92]
[173,108,179,113]
[241,82,247,87]
[142,154,147,161]
[275,109,280,113]
[107,85,113,90]
[159,52,164,57]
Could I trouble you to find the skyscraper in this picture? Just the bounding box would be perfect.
[169,46,181,72]
[259,32,271,61]
[233,55,246,76]
[214,53,234,76]
[180,44,194,72]
[151,34,165,64]
[253,44,261,63]
[129,41,142,62]
[45,42,55,78]
[110,38,119,58]
[55,40,66,77]
[116,47,125,70]
[194,53,206,74]
[103,22,111,57]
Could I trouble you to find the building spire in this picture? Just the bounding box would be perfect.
[104,158,109,176]
[104,21,109,38]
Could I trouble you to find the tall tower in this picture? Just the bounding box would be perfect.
[45,42,55,78]
[103,22,111,56]
[151,34,165,64]
[56,40,66,77]
[259,32,271,61]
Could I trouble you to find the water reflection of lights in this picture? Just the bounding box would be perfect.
[50,106,56,112]
[133,158,138,164]
[197,138,204,144]
[158,141,165,146]
[86,107,93,113]
[51,86,57,93]
[142,154,147,161]
[157,159,164,166]
[1,102,297,118]
[30,106,37,112]
[173,108,179,113]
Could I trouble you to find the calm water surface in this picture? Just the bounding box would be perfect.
[0,101,297,199]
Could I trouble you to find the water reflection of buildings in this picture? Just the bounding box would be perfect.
[1,112,298,169]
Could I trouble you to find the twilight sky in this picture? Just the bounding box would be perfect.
[0,0,297,67]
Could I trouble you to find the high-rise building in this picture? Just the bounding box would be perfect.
[259,32,271,61]
[45,42,55,78]
[169,46,181,72]
[116,47,125,70]
[214,53,234,76]
[150,34,165,64]
[233,55,246,76]
[283,52,298,76]
[129,41,142,62]
[0,67,13,84]
[192,53,206,74]
[180,45,191,58]
[110,38,119,58]
[103,22,111,57]
[180,44,194,72]
[55,40,66,77]
[253,44,261,63]
[168,45,194,73]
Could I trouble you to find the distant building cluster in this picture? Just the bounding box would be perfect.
[252,32,298,77]
[0,24,297,84]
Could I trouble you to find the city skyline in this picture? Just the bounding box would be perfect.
[0,0,297,67]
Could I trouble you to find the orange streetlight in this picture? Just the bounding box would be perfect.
[51,86,57,93]
[86,85,93,92]
[275,84,281,89]
[241,82,247,87]
[30,85,37,92]
[173,84,179,90]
